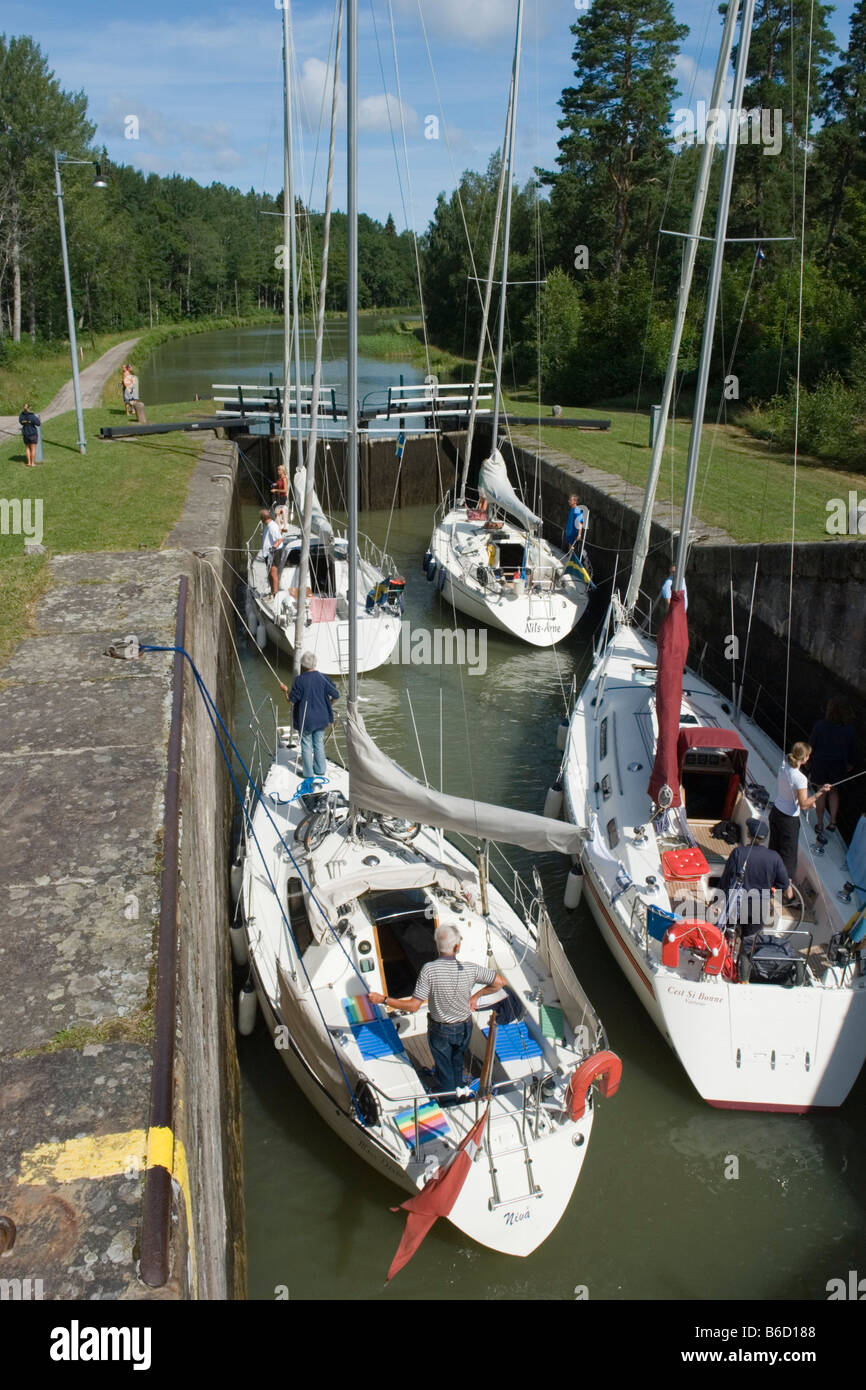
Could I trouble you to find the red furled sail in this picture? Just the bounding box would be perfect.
[647,588,689,808]
[386,1106,489,1282]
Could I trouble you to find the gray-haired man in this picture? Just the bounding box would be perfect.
[370,923,506,1102]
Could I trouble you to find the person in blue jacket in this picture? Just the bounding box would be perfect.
[19,402,41,467]
[280,652,339,780]
[564,494,584,549]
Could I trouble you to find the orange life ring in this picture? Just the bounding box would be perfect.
[566,1049,622,1122]
[661,918,728,976]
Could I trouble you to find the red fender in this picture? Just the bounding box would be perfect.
[661,919,728,977]
[566,1049,622,1122]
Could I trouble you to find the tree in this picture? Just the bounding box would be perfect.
[0,35,94,340]
[545,0,687,282]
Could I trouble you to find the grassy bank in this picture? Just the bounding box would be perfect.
[0,399,206,667]
[0,331,135,415]
[356,320,472,375]
[502,395,865,544]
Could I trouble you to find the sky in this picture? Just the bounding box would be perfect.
[4,0,857,230]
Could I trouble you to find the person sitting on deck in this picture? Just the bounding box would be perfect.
[717,817,793,926]
[370,924,507,1104]
[258,507,284,596]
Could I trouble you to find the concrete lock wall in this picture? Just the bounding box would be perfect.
[496,431,866,815]
[169,443,246,1298]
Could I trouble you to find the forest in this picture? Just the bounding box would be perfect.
[1,1,864,465]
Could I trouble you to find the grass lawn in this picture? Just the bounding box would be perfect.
[501,394,864,544]
[357,322,472,375]
[0,330,138,415]
[0,399,206,667]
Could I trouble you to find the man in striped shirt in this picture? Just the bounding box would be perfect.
[370,924,506,1103]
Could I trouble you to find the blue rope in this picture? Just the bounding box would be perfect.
[140,644,367,1124]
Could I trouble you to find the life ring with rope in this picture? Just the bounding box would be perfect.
[661,919,728,976]
[566,1049,622,1122]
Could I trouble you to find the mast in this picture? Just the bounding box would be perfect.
[347,0,359,712]
[624,0,741,616]
[457,67,514,503]
[282,0,305,498]
[674,0,756,592]
[293,1,344,672]
[490,0,524,453]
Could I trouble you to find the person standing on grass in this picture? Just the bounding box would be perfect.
[19,403,41,467]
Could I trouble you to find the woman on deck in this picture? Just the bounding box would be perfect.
[768,743,831,882]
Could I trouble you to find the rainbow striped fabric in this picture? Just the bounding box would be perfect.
[343,995,379,1025]
[394,1101,450,1146]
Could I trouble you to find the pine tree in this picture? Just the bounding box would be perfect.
[546,0,687,281]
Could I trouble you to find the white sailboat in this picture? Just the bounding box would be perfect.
[426,0,591,649]
[558,0,866,1113]
[244,0,403,677]
[237,0,620,1263]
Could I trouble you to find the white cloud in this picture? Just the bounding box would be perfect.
[394,0,519,46]
[294,56,417,136]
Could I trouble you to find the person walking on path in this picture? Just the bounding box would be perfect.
[280,652,339,781]
[18,403,41,467]
[370,924,507,1103]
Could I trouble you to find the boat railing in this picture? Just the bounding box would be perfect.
[366,1069,564,1158]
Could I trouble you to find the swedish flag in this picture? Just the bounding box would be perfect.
[565,554,593,588]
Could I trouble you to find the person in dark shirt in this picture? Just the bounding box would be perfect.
[279,652,339,780]
[19,403,41,467]
[809,697,856,842]
[718,817,792,926]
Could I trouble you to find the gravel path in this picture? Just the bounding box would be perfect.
[0,336,141,445]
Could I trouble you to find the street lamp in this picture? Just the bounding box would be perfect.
[53,154,107,454]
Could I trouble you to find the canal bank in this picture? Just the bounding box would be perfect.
[0,436,244,1299]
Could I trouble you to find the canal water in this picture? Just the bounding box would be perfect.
[138,317,449,412]
[231,492,866,1303]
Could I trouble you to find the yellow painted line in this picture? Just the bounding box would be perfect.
[19,1125,197,1293]
[19,1130,147,1185]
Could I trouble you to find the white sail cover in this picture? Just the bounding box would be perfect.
[346,708,583,857]
[292,465,333,544]
[478,448,541,532]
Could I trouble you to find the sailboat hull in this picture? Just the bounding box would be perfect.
[429,508,587,647]
[241,749,605,1258]
[563,620,866,1113]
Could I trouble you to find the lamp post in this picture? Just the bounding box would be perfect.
[53,154,107,455]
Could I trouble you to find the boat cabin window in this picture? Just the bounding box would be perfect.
[601,774,612,801]
[681,748,740,821]
[364,888,438,998]
[599,717,608,761]
[606,819,619,850]
[287,878,314,956]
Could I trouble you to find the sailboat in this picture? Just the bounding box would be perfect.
[558,0,866,1112]
[425,0,591,649]
[237,0,620,1261]
[244,0,404,677]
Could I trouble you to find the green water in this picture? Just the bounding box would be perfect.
[232,499,866,1303]
[139,318,449,409]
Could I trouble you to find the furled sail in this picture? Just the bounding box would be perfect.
[292,465,333,543]
[647,588,689,808]
[478,449,541,532]
[346,708,583,856]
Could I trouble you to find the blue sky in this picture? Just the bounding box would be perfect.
[5,0,856,230]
